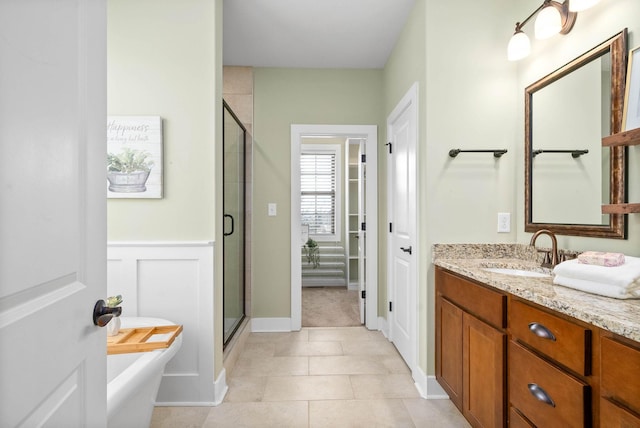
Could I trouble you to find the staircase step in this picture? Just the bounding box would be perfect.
[302,262,345,269]
[302,269,345,277]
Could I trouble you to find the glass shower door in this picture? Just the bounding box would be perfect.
[223,101,246,346]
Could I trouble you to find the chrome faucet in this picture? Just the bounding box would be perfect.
[529,229,559,268]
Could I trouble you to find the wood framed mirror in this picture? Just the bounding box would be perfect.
[525,29,628,239]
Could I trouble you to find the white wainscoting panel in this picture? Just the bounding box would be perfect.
[107,241,218,404]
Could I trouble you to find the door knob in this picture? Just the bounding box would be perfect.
[93,300,122,327]
[400,246,412,255]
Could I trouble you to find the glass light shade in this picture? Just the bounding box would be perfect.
[569,0,599,11]
[507,31,531,61]
[535,5,562,39]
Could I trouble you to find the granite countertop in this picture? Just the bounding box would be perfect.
[432,244,640,343]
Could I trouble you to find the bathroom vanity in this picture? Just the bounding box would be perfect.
[433,244,640,428]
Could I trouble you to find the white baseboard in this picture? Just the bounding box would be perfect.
[426,376,449,399]
[158,368,227,407]
[155,402,217,407]
[413,366,450,399]
[213,368,228,406]
[377,316,389,338]
[251,317,292,332]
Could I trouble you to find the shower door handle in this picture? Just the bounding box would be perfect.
[224,214,235,236]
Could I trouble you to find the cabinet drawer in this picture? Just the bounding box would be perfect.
[600,397,640,427]
[510,300,591,375]
[509,407,534,428]
[509,341,589,428]
[601,337,640,413]
[436,268,506,329]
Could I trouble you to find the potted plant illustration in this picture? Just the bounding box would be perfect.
[107,148,154,193]
[304,238,320,268]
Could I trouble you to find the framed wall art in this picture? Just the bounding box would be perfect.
[107,116,163,198]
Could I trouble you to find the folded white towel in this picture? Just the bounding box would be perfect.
[553,256,640,288]
[553,275,640,299]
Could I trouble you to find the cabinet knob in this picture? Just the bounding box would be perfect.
[527,383,556,407]
[528,322,556,341]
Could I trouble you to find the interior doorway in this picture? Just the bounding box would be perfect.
[386,83,418,374]
[291,125,378,331]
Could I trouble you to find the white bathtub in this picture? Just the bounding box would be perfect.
[107,317,182,428]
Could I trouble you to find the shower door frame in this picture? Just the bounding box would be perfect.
[222,100,247,348]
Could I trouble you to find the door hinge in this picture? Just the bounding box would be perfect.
[389,301,393,312]
[385,142,393,154]
[361,154,366,163]
[389,222,393,233]
[361,222,366,231]
[361,290,366,299]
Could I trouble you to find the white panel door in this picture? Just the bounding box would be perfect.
[357,140,366,324]
[387,84,418,371]
[0,1,107,426]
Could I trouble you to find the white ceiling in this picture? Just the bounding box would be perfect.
[223,0,416,69]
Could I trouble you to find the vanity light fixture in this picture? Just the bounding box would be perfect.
[507,0,598,61]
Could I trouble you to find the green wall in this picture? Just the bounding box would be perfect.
[383,0,519,376]
[514,0,640,257]
[381,0,427,363]
[107,0,640,388]
[108,0,224,378]
[107,0,217,241]
[252,68,384,318]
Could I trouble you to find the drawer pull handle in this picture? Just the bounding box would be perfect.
[528,322,556,341]
[528,383,556,407]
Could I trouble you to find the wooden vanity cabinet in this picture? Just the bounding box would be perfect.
[509,299,595,427]
[600,335,640,426]
[435,267,507,427]
[436,266,640,428]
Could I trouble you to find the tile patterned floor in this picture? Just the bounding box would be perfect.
[150,327,470,427]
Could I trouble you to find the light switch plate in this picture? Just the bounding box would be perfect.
[497,212,510,233]
[268,203,277,216]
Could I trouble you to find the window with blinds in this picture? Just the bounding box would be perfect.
[300,146,340,239]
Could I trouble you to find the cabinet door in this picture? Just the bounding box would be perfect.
[436,296,463,411]
[600,397,640,427]
[601,337,640,414]
[463,313,507,428]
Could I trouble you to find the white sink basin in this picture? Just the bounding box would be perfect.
[482,267,550,278]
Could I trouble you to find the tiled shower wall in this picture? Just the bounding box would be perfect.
[223,66,253,318]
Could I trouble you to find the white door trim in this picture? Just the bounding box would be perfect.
[386,82,419,375]
[291,124,378,331]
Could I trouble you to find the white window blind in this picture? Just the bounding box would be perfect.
[301,152,337,236]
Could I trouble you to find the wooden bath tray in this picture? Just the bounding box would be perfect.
[107,325,183,355]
